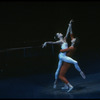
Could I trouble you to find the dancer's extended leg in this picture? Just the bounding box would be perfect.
[61,56,86,79]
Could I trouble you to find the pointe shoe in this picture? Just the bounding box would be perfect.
[53,84,56,89]
[80,71,86,79]
[53,82,57,89]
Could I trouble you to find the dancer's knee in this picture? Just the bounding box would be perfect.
[58,74,62,79]
[74,61,78,65]
[58,74,64,80]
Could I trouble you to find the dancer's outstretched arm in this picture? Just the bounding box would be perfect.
[42,40,62,48]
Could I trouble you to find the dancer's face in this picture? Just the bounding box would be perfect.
[56,33,63,39]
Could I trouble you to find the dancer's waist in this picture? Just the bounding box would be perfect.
[59,52,67,55]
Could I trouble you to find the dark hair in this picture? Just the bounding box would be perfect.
[73,37,80,48]
[54,34,59,40]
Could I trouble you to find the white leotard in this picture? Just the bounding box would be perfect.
[59,42,68,58]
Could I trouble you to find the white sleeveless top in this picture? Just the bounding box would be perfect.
[59,42,68,56]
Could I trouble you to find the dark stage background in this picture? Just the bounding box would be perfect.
[0,1,100,83]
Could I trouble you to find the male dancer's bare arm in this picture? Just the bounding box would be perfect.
[60,46,74,52]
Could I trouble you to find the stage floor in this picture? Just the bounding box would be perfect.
[0,72,100,99]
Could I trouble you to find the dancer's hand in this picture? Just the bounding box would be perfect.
[69,19,74,25]
[42,42,47,48]
[80,71,86,79]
